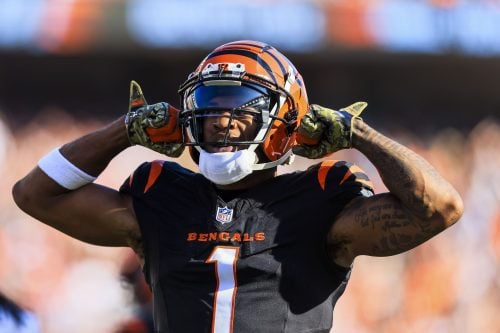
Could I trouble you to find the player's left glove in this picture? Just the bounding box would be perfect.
[292,102,367,159]
[125,80,184,157]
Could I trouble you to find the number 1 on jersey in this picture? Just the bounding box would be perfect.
[206,246,240,333]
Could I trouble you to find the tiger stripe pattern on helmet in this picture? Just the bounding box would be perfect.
[179,40,309,166]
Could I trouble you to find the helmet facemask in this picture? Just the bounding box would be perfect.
[179,63,298,170]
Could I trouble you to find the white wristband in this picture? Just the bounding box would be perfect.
[38,148,97,190]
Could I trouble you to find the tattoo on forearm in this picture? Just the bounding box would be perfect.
[329,124,462,262]
[356,125,455,220]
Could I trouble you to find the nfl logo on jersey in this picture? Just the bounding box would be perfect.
[216,206,234,224]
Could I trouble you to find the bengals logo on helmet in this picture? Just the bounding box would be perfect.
[178,40,309,167]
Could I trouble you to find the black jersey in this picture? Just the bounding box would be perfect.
[120,160,373,333]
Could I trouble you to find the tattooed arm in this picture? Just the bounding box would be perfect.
[328,121,464,267]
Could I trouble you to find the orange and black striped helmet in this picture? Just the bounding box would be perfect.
[178,40,309,169]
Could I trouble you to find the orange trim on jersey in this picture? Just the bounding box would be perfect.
[229,247,239,333]
[339,165,373,188]
[317,160,338,190]
[143,160,165,193]
[338,165,363,185]
[209,257,220,333]
[210,262,219,333]
[206,246,240,333]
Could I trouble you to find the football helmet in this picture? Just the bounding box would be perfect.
[178,40,309,170]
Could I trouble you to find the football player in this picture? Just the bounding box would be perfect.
[12,41,463,333]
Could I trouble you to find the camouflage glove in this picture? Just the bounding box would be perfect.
[292,102,367,159]
[125,80,184,157]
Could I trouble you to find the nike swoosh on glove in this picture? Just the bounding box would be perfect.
[292,102,367,159]
[125,80,184,157]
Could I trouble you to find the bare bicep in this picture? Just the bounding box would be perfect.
[327,193,444,267]
[51,184,141,247]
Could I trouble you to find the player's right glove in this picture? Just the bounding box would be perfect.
[125,80,184,157]
[292,102,367,159]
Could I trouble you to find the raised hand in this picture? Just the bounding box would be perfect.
[293,102,367,159]
[125,81,184,157]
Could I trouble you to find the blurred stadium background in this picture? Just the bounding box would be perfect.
[0,0,499,332]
